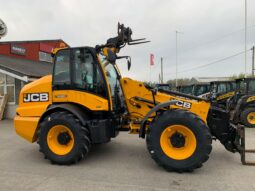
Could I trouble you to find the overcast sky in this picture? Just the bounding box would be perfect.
[1,0,255,82]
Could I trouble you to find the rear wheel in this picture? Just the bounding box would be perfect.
[241,108,255,128]
[37,111,91,165]
[146,109,212,172]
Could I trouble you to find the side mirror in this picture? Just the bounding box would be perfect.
[116,55,132,70]
[107,49,116,63]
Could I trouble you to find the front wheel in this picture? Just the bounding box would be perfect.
[37,111,91,165]
[241,108,255,128]
[146,109,212,172]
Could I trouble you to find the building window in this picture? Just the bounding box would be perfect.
[39,51,53,63]
[0,73,15,104]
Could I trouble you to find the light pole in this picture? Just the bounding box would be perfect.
[245,0,247,76]
[176,30,183,88]
[252,46,255,76]
[161,57,163,83]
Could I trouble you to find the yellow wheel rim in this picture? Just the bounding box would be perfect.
[160,125,197,160]
[47,125,74,155]
[247,112,255,125]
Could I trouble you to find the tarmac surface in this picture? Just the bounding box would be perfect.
[1,119,255,191]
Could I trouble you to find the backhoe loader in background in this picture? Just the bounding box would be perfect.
[209,80,236,107]
[14,23,252,172]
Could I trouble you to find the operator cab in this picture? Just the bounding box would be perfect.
[52,47,125,113]
[193,83,210,96]
[236,78,255,95]
[228,78,255,107]
[210,81,236,100]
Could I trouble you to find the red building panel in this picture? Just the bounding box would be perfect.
[40,43,54,53]
[0,40,68,62]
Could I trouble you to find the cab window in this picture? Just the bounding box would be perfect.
[99,54,125,112]
[72,48,107,97]
[239,81,246,94]
[248,80,255,95]
[104,64,118,96]
[210,83,217,93]
[53,48,107,98]
[217,84,227,94]
[230,82,236,91]
[226,83,231,92]
[196,86,206,95]
[53,49,71,85]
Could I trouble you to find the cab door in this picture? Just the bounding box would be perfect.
[104,63,125,113]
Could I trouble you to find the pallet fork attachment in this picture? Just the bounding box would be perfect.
[236,125,255,166]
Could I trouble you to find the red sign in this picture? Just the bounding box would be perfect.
[150,53,154,66]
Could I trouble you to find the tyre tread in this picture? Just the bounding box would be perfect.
[37,111,91,165]
[146,109,212,172]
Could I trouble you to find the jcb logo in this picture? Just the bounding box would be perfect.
[23,93,49,102]
[176,101,192,109]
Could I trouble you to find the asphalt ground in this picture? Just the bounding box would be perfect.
[0,119,255,191]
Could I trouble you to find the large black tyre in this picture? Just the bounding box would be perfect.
[146,109,212,172]
[240,107,255,128]
[37,111,91,165]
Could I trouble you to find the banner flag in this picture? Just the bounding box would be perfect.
[150,53,154,66]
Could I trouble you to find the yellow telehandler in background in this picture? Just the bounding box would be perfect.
[14,23,248,172]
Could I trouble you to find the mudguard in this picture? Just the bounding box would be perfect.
[40,103,89,125]
[139,100,178,138]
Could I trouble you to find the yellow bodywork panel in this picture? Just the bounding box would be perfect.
[216,91,235,101]
[16,75,53,117]
[15,75,53,142]
[14,116,40,142]
[120,78,210,131]
[247,96,255,103]
[53,90,109,111]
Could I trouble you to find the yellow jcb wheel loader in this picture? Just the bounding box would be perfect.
[14,23,249,172]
